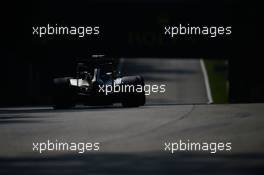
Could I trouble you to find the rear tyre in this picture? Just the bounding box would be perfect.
[52,77,76,109]
[121,76,146,107]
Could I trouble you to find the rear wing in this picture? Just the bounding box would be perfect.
[76,55,119,73]
[77,55,114,67]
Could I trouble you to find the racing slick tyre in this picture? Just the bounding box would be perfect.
[52,77,76,109]
[121,75,146,107]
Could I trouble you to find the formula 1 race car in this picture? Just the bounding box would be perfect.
[52,55,146,109]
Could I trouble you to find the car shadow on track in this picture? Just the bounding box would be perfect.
[0,105,149,115]
[0,152,263,175]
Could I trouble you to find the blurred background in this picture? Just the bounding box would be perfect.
[1,0,261,106]
[1,1,263,175]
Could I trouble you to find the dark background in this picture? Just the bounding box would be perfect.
[1,0,261,106]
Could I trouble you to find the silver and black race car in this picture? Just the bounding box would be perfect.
[52,55,145,109]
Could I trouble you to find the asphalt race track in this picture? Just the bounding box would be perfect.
[122,59,208,104]
[0,59,264,175]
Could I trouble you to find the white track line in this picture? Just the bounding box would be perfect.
[200,59,213,104]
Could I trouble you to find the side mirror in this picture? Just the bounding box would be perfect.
[113,70,121,78]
